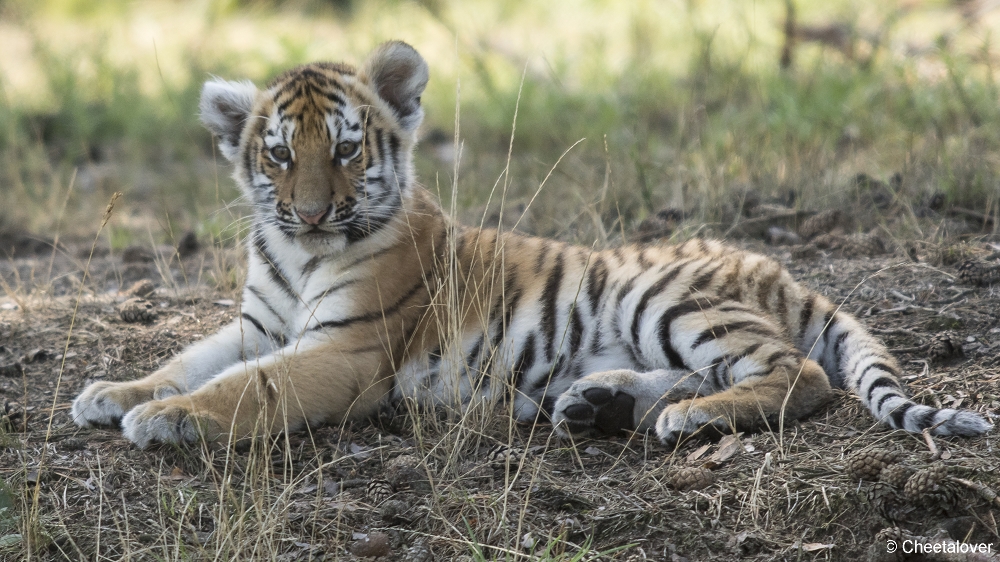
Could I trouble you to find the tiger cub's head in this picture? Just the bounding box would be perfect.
[199,41,429,255]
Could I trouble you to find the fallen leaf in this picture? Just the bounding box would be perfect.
[349,442,372,459]
[801,542,834,552]
[323,480,341,496]
[328,501,358,512]
[213,299,235,307]
[710,434,743,464]
[583,446,602,456]
[686,444,711,462]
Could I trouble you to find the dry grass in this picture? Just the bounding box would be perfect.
[2,1,1000,560]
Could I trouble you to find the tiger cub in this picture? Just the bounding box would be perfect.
[72,41,991,448]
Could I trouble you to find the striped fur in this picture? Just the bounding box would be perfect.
[71,42,991,448]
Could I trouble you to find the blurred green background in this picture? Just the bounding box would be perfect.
[1,0,999,251]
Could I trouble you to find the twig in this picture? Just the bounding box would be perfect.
[893,344,930,354]
[948,207,995,227]
[922,427,940,460]
[951,477,1000,508]
[869,327,923,338]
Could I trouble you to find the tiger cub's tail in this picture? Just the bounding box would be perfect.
[796,293,991,437]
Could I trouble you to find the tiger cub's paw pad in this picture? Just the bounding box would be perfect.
[121,401,212,448]
[553,382,637,436]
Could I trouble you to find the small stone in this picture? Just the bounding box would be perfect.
[176,231,199,258]
[119,298,158,323]
[123,279,156,298]
[0,362,23,378]
[25,468,48,485]
[846,448,900,481]
[766,226,802,246]
[21,349,50,363]
[349,532,391,558]
[668,467,715,491]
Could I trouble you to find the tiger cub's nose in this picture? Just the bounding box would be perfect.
[296,205,332,225]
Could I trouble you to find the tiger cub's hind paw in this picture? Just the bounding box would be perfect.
[121,398,219,449]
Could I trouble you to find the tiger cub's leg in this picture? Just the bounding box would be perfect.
[72,320,277,427]
[553,368,713,436]
[655,357,831,446]
[121,340,392,448]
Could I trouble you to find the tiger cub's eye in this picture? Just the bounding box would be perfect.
[336,141,358,158]
[270,145,291,162]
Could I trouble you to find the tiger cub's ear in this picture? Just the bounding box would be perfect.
[361,41,429,132]
[199,79,258,161]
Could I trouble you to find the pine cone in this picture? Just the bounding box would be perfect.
[387,465,430,494]
[486,444,524,467]
[875,526,905,544]
[867,482,912,523]
[841,232,888,258]
[401,538,433,562]
[669,467,715,491]
[379,499,411,524]
[873,527,907,561]
[846,448,900,481]
[636,208,683,243]
[904,465,961,514]
[0,399,26,431]
[123,279,156,298]
[879,464,916,489]
[386,454,421,471]
[366,478,394,505]
[798,209,842,240]
[958,259,1000,286]
[119,298,158,323]
[903,465,947,500]
[927,332,964,362]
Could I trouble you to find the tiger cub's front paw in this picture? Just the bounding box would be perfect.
[121,398,220,449]
[71,381,155,428]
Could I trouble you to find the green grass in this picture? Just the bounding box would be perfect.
[2,0,999,250]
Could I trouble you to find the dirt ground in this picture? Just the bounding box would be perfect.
[1,210,1000,561]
